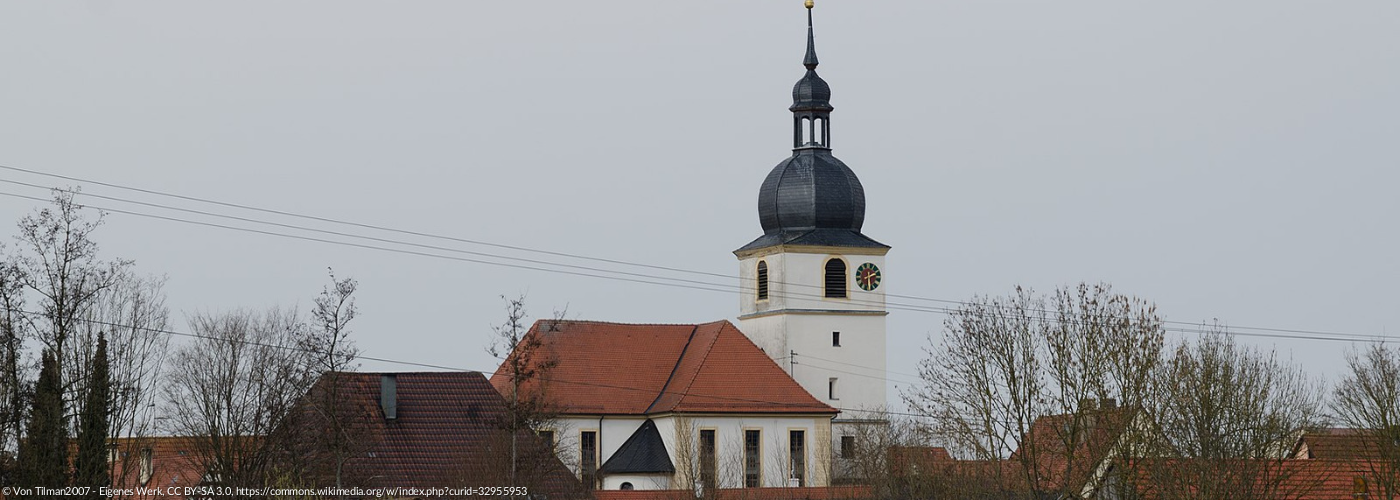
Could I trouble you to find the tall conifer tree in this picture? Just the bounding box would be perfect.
[75,333,111,497]
[17,350,67,494]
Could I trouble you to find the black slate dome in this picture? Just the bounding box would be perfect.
[758,149,865,233]
[735,4,888,254]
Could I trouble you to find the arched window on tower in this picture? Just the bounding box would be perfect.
[756,261,769,301]
[824,258,847,298]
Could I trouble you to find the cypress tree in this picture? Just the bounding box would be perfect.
[75,333,111,498]
[16,350,68,495]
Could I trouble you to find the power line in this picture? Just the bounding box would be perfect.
[0,166,1393,345]
[0,164,738,279]
[795,353,925,384]
[43,309,921,419]
[2,163,1351,341]
[0,187,1386,346]
[0,181,960,317]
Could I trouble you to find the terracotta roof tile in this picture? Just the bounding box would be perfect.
[108,436,205,499]
[490,320,836,415]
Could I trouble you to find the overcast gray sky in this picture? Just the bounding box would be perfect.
[2,1,1398,410]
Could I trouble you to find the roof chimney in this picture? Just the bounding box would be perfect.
[380,374,397,420]
[1103,398,1118,409]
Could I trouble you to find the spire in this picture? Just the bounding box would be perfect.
[804,1,819,70]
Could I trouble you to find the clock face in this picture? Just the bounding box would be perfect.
[855,262,881,291]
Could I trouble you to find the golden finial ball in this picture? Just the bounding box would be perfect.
[805,0,814,9]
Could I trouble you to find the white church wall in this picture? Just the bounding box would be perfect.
[738,248,889,421]
[782,313,887,413]
[557,414,833,491]
[602,474,671,491]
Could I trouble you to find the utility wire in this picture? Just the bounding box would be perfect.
[3,164,1371,341]
[0,187,1386,345]
[0,166,1393,345]
[0,164,738,279]
[0,179,959,316]
[795,353,925,384]
[41,309,925,419]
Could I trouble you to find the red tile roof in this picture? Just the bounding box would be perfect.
[489,320,836,415]
[1125,458,1372,500]
[108,436,206,500]
[1010,407,1138,495]
[887,445,953,474]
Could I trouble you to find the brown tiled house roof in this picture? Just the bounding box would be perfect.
[489,320,836,415]
[291,371,584,497]
[1294,427,1391,461]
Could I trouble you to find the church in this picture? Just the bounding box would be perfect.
[489,2,890,492]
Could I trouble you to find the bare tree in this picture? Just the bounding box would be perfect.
[65,273,170,495]
[1141,327,1327,500]
[459,422,589,500]
[162,307,311,489]
[301,268,360,375]
[287,269,364,493]
[0,253,26,456]
[2,189,165,487]
[10,189,129,411]
[902,283,1166,499]
[1331,343,1400,499]
[486,294,565,493]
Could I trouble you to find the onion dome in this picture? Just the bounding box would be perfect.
[737,2,887,253]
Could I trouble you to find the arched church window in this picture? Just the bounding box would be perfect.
[756,261,769,300]
[824,258,847,298]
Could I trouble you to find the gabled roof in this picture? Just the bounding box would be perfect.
[489,320,837,415]
[107,436,206,499]
[1009,406,1140,496]
[1294,427,1392,460]
[599,419,675,474]
[1123,458,1369,500]
[289,371,583,496]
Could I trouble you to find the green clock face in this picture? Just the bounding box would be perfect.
[856,262,881,291]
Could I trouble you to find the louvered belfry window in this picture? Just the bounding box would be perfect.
[757,261,770,300]
[824,258,847,298]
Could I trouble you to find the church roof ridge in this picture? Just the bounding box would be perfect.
[528,318,733,329]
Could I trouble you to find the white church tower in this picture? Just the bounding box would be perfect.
[735,2,889,461]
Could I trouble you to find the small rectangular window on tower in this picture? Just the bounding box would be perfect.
[832,331,840,347]
[828,377,838,400]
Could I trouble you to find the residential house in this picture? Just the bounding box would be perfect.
[287,371,586,498]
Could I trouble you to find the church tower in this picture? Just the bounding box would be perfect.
[735,1,890,440]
